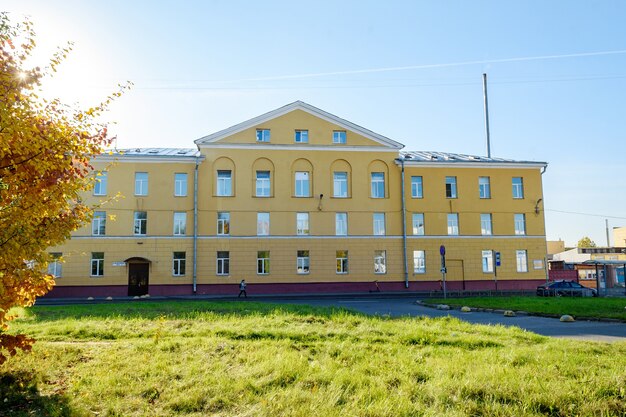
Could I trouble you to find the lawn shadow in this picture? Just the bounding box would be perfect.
[0,371,76,417]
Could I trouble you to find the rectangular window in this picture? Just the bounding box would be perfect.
[217,170,232,196]
[480,213,492,236]
[297,212,309,235]
[371,172,385,198]
[373,213,386,235]
[333,172,348,197]
[336,250,348,274]
[411,176,423,198]
[133,211,147,235]
[48,253,62,278]
[257,212,270,236]
[297,250,310,274]
[173,212,186,235]
[94,171,107,195]
[512,177,524,199]
[479,176,491,199]
[174,173,188,197]
[91,252,104,276]
[256,171,271,197]
[92,211,106,236]
[333,130,346,144]
[413,250,426,274]
[217,212,230,235]
[295,172,310,197]
[516,250,528,272]
[335,213,347,236]
[294,130,309,143]
[216,251,229,275]
[135,172,148,196]
[374,250,386,274]
[256,129,270,142]
[257,251,270,275]
[173,252,186,276]
[412,213,425,235]
[514,213,526,235]
[447,213,459,235]
[445,176,457,198]
[482,250,494,273]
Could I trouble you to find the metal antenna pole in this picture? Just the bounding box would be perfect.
[483,73,491,158]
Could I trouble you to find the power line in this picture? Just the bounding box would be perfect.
[545,209,626,220]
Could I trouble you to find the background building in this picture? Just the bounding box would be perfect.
[47,102,548,297]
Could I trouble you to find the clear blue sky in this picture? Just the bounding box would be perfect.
[7,0,626,247]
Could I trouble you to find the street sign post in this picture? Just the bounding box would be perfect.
[440,245,447,299]
[493,250,500,291]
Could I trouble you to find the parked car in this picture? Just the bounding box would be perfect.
[536,280,598,297]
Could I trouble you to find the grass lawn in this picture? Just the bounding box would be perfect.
[428,296,626,320]
[1,300,625,417]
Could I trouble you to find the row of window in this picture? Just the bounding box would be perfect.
[94,171,526,201]
[256,129,347,144]
[83,248,530,278]
[92,211,527,237]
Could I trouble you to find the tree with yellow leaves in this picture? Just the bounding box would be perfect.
[0,13,128,363]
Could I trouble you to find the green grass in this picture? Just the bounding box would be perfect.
[1,301,625,416]
[429,296,626,320]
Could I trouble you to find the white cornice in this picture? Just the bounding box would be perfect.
[195,101,404,149]
[197,143,399,153]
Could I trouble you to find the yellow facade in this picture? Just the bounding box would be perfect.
[48,101,548,297]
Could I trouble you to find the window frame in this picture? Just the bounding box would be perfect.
[257,251,270,275]
[336,250,348,274]
[447,213,459,235]
[333,130,346,144]
[296,212,310,236]
[216,251,230,276]
[174,173,188,197]
[512,177,524,199]
[257,212,270,236]
[92,211,106,236]
[173,212,187,236]
[256,129,270,142]
[373,213,386,236]
[173,252,186,276]
[294,130,309,143]
[333,172,348,198]
[134,172,149,196]
[516,250,528,273]
[335,212,348,236]
[255,170,271,197]
[133,211,147,236]
[216,170,232,196]
[411,176,423,198]
[374,250,387,274]
[296,250,310,274]
[480,213,492,236]
[413,250,426,274]
[217,212,230,236]
[48,253,62,278]
[91,252,104,277]
[370,172,385,198]
[412,213,425,236]
[294,171,310,197]
[93,171,107,196]
[514,213,526,235]
[445,176,457,199]
[482,250,494,273]
[479,176,491,199]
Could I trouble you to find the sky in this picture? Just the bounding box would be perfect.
[5,0,626,247]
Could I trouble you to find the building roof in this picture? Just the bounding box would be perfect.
[96,148,202,163]
[195,100,405,149]
[398,151,547,168]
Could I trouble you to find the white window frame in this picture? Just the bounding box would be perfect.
[94,171,107,196]
[295,171,310,197]
[256,129,270,142]
[335,212,347,236]
[333,130,346,144]
[445,176,457,198]
[294,130,309,143]
[373,213,386,236]
[480,213,492,236]
[479,176,491,199]
[257,251,270,275]
[333,172,348,197]
[48,253,62,278]
[516,250,528,273]
[297,250,310,274]
[413,250,426,274]
[217,212,230,236]
[374,250,386,274]
[173,252,186,276]
[336,250,348,274]
[92,211,106,236]
[371,172,385,198]
[412,213,425,235]
[482,250,494,273]
[512,177,524,199]
[447,213,459,235]
[134,172,148,196]
[216,251,229,276]
[133,211,147,236]
[514,213,526,235]
[91,252,104,277]
[256,171,271,197]
[411,176,423,198]
[217,170,232,196]
[296,212,309,235]
[173,212,187,236]
[257,212,270,236]
[174,173,188,197]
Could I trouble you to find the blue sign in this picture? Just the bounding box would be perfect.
[495,252,501,267]
[440,245,446,256]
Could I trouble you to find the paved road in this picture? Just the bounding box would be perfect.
[268,297,626,343]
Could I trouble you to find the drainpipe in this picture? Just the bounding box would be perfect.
[540,163,548,283]
[396,157,409,289]
[193,157,199,294]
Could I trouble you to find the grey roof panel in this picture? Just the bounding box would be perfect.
[400,151,546,166]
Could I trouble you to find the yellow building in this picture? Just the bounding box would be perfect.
[47,101,548,297]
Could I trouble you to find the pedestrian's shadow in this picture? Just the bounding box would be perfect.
[0,371,75,417]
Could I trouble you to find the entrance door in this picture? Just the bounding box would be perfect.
[128,263,149,296]
[447,259,465,290]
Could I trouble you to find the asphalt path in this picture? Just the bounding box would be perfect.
[267,296,626,343]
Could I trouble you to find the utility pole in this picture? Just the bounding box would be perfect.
[605,219,610,247]
[483,73,491,158]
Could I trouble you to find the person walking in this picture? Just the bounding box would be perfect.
[238,279,247,298]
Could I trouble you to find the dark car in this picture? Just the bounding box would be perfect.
[536,280,598,297]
